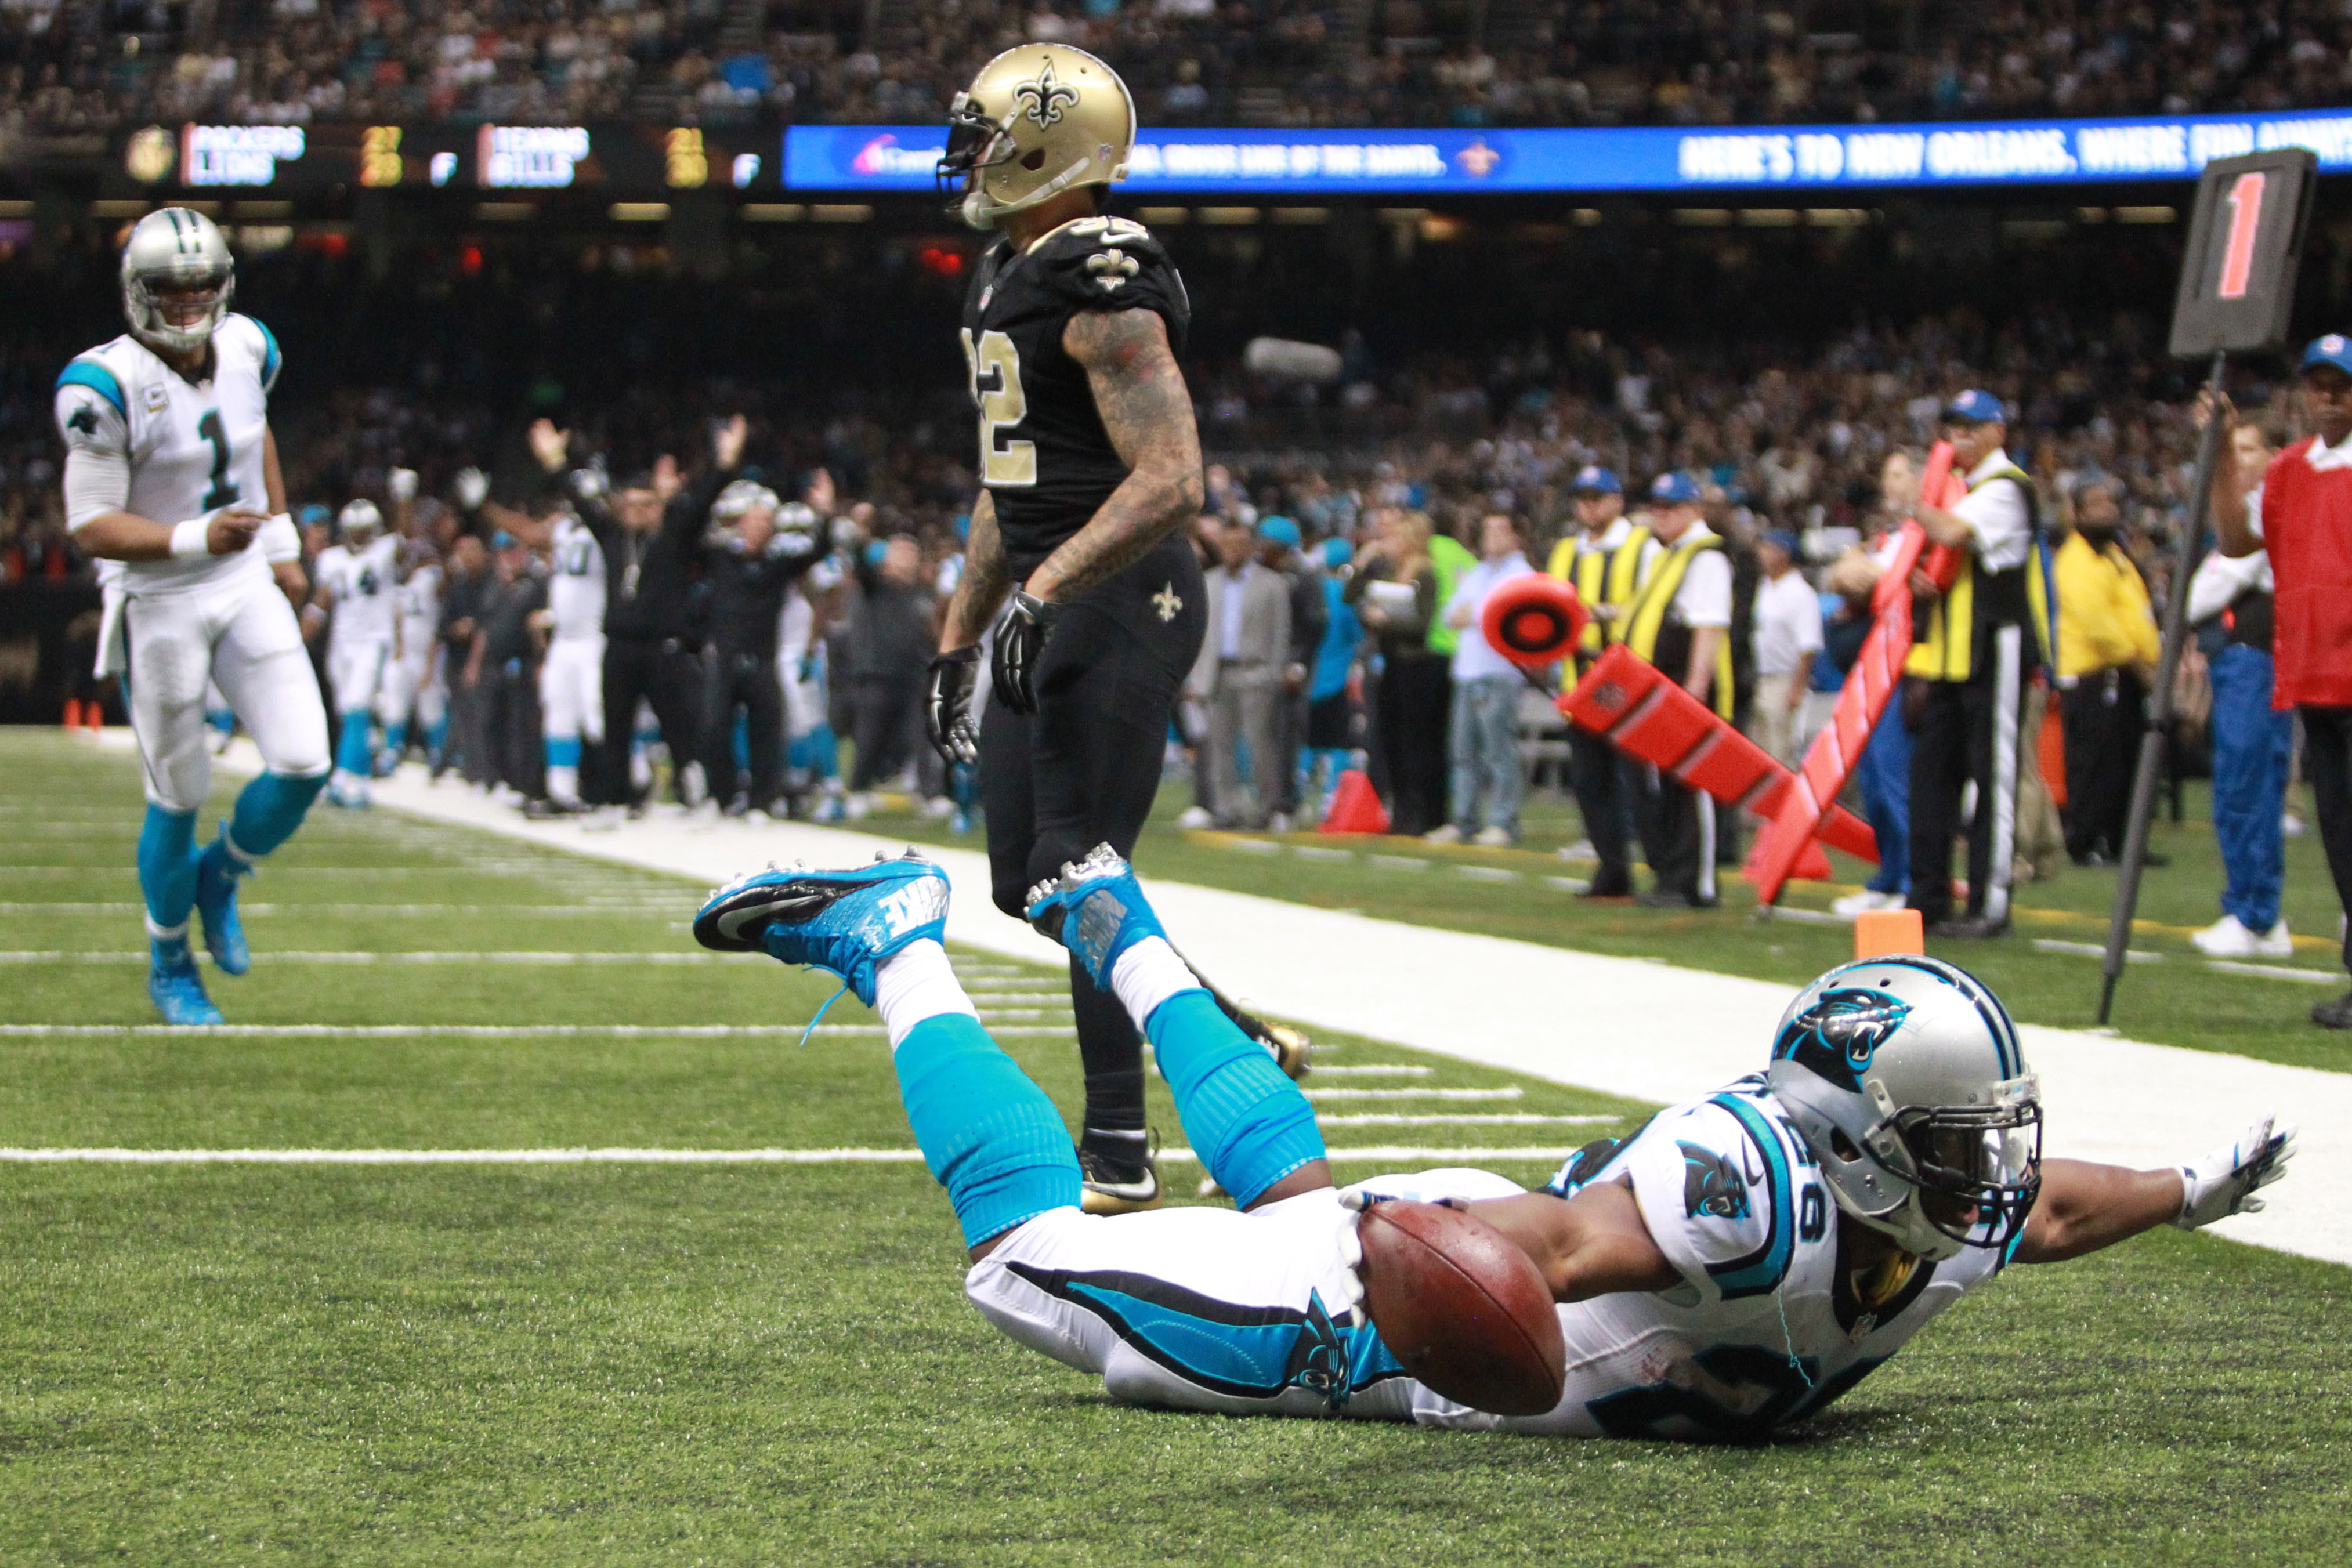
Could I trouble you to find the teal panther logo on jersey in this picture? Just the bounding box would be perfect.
[1772,988,1910,1093]
[1679,1142,1752,1220]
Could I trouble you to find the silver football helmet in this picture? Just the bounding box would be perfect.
[711,480,780,522]
[1765,955,2041,1261]
[122,207,236,356]
[338,499,383,544]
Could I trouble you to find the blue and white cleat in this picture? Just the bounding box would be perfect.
[192,830,251,977]
[693,849,949,1007]
[1023,843,1168,991]
[147,940,224,1026]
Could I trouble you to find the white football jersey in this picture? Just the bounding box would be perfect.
[547,514,607,640]
[54,313,281,593]
[1380,1075,2006,1440]
[316,535,400,650]
[398,560,443,656]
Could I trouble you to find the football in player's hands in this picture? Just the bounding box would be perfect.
[1354,1198,1565,1417]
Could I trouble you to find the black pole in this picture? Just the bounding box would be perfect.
[2098,347,2230,1023]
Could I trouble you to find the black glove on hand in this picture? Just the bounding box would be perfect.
[925,646,982,766]
[991,590,1061,715]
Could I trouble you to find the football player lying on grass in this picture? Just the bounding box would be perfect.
[694,846,2296,1440]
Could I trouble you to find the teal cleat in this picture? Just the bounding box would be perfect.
[1023,843,1168,991]
[693,850,949,1007]
[192,831,251,977]
[147,939,224,1026]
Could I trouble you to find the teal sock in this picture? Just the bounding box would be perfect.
[226,770,325,857]
[137,806,198,931]
[335,711,372,776]
[894,1013,1081,1248]
[1145,991,1325,1208]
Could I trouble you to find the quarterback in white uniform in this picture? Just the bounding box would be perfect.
[55,207,329,1025]
[311,498,401,807]
[696,846,2297,1440]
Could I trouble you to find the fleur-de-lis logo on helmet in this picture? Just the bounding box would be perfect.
[1014,61,1080,128]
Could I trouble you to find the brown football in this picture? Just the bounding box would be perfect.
[1357,1200,1566,1418]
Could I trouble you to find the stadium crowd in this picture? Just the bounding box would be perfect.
[9,0,2352,134]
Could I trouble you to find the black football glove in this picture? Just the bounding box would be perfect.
[991,590,1061,716]
[925,646,982,766]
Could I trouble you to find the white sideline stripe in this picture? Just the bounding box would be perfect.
[2033,938,2158,963]
[2205,960,2343,986]
[0,1145,1585,1165]
[1301,1087,1521,1101]
[1303,1064,1431,1077]
[0,1023,1076,1039]
[149,733,2352,1269]
[1314,1113,1619,1127]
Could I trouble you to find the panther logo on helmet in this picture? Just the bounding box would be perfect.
[1773,987,1911,1093]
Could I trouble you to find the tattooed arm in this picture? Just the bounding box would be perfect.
[939,490,1012,653]
[1023,307,1206,603]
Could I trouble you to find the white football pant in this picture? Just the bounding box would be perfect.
[125,573,328,813]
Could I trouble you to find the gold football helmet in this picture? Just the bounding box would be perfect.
[937,44,1135,231]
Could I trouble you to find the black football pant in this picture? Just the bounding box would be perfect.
[2060,668,2141,861]
[2297,705,2352,976]
[1629,763,1717,904]
[1566,725,1634,893]
[1905,625,2028,926]
[702,647,786,813]
[980,538,1205,1150]
[850,671,924,791]
[602,636,703,806]
[1374,650,1451,836]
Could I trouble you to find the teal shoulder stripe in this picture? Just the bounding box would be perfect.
[245,316,281,390]
[1707,1093,1795,1300]
[56,360,126,419]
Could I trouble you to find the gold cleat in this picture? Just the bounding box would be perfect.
[1077,1135,1163,1215]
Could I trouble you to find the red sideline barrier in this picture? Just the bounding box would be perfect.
[1748,441,1969,906]
[1561,644,1879,866]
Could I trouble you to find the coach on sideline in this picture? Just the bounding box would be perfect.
[2210,335,2352,1030]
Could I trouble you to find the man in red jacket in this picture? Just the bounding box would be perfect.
[2212,334,2352,1028]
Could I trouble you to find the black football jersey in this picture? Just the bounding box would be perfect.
[960,215,1191,577]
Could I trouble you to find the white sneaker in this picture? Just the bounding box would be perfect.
[1830,888,1906,918]
[1267,812,1294,834]
[2284,812,2307,838]
[1472,825,1514,848]
[844,792,873,821]
[919,795,956,821]
[1175,806,1213,830]
[2256,919,2295,958]
[1423,824,1463,845]
[1557,839,1596,861]
[2192,915,2259,957]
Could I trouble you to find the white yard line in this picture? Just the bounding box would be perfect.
[127,734,2352,1268]
[1302,1087,1522,1101]
[0,904,679,918]
[0,1145,1584,1165]
[1313,1113,1620,1127]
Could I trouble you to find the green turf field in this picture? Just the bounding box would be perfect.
[5,730,2350,1565]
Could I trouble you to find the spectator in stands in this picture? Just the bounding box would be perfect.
[1189,517,1292,830]
[1831,450,1920,918]
[1622,473,1735,908]
[2211,339,2352,1032]
[1299,535,1364,820]
[1747,527,1823,766]
[1429,510,1535,847]
[1544,465,1652,899]
[844,533,936,813]
[2052,479,2159,867]
[1257,515,1324,832]
[1347,507,1447,838]
[2189,417,2293,959]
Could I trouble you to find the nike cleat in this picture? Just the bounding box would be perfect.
[693,850,949,1007]
[147,943,223,1026]
[191,832,251,977]
[1023,844,1168,991]
[1078,1138,1164,1215]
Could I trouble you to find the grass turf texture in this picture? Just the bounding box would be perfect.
[5,730,2351,1562]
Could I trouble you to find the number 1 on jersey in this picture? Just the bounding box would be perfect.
[196,408,237,510]
[961,328,1036,487]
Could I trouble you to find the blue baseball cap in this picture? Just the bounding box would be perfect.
[1257,515,1302,549]
[1571,465,1622,496]
[1649,472,1702,505]
[298,503,332,528]
[1942,389,2007,426]
[2301,333,2352,377]
[1761,528,1799,557]
[1320,536,1353,569]
[490,530,518,550]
